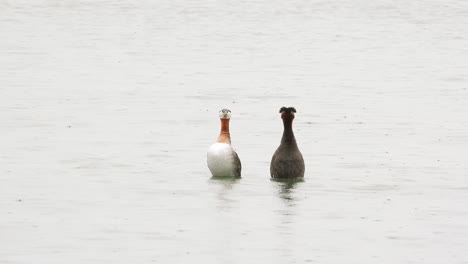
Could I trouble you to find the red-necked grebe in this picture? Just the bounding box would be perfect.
[207,109,242,177]
[270,107,305,178]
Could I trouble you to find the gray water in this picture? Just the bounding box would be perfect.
[1,1,468,263]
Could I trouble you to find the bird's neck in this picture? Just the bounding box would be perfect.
[217,119,231,144]
[281,118,297,145]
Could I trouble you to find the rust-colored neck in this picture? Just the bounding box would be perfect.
[216,119,231,144]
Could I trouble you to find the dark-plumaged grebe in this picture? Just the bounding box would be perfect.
[207,109,242,177]
[270,107,305,179]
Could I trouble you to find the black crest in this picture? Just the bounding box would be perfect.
[279,107,297,113]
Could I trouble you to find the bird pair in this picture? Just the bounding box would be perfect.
[207,107,305,179]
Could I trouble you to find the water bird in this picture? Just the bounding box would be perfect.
[207,109,242,177]
[270,107,305,179]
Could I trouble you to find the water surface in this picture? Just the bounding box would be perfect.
[1,1,468,263]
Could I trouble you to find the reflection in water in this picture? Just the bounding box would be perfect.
[272,178,304,202]
[210,176,241,188]
[271,178,304,259]
[209,176,241,211]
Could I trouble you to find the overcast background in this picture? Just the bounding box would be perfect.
[1,0,468,263]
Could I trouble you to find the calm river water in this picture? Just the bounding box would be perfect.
[1,0,468,263]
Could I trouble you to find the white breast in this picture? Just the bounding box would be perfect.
[207,143,238,177]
